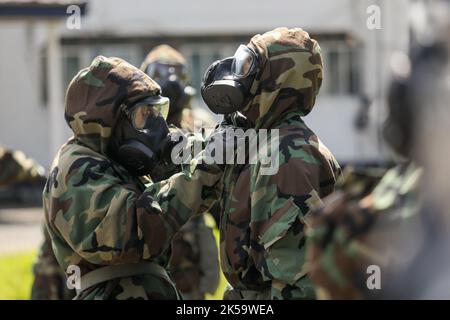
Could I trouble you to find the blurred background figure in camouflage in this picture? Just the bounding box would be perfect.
[306,0,450,299]
[141,44,220,300]
[40,55,227,300]
[201,27,341,299]
[141,45,196,131]
[0,145,69,300]
[30,45,221,300]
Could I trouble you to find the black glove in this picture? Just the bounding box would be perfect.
[148,130,186,182]
[202,122,248,170]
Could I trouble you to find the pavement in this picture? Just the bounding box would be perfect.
[0,207,44,255]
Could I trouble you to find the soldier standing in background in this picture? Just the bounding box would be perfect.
[200,27,341,299]
[31,45,221,300]
[33,55,231,299]
[31,227,75,299]
[140,45,220,300]
[0,147,46,205]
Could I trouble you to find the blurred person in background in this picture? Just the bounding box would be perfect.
[306,0,450,299]
[141,44,220,300]
[37,55,233,300]
[201,27,341,299]
[0,148,64,300]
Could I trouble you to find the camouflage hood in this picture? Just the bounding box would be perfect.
[140,44,187,71]
[242,27,323,129]
[65,56,161,155]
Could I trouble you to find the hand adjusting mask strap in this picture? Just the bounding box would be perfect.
[201,45,259,114]
[110,95,171,176]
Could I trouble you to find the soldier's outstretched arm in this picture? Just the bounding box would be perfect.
[47,149,222,267]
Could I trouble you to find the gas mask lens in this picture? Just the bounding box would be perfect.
[146,63,188,83]
[130,96,170,130]
[232,45,256,77]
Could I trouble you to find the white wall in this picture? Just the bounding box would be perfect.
[0,21,52,167]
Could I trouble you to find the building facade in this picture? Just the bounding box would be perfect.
[0,0,410,168]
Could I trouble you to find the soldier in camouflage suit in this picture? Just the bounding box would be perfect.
[140,45,220,300]
[306,161,423,299]
[306,3,450,297]
[42,56,225,300]
[201,28,341,299]
[0,148,64,300]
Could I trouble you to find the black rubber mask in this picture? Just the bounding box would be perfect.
[109,96,170,176]
[201,45,259,114]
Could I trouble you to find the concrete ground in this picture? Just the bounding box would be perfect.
[0,207,44,255]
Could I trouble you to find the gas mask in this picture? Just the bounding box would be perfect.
[201,45,259,114]
[145,62,195,117]
[109,95,171,177]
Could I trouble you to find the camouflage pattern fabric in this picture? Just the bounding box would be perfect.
[141,44,193,129]
[43,56,223,300]
[168,215,219,300]
[0,147,69,300]
[218,28,341,299]
[306,161,423,299]
[140,44,187,69]
[141,45,220,300]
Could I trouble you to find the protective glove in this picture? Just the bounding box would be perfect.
[201,122,248,170]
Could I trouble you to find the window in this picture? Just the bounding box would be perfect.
[39,48,48,106]
[63,55,80,89]
[319,40,361,96]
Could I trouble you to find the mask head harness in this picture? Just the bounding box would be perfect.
[201,45,260,114]
[109,95,170,176]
